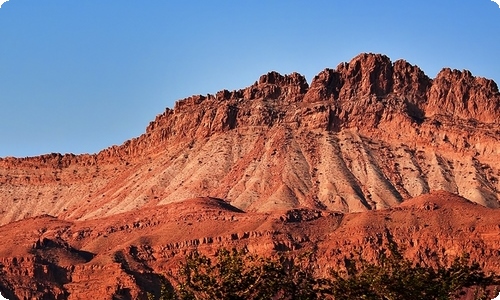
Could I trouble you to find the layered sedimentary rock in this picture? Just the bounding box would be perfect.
[1,53,499,226]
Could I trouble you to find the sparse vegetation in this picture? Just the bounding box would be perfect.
[150,245,499,300]
[327,243,498,300]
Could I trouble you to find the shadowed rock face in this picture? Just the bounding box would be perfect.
[1,53,500,226]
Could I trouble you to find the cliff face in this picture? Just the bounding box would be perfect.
[0,53,500,226]
[427,68,500,122]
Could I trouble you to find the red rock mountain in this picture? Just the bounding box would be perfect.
[0,53,499,299]
[1,53,499,224]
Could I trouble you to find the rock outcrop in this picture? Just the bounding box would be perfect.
[427,68,500,123]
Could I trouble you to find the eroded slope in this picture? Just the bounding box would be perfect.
[0,53,499,225]
[0,192,498,299]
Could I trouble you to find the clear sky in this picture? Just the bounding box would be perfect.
[0,1,499,157]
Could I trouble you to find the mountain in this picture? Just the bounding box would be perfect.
[0,53,500,299]
[1,53,499,226]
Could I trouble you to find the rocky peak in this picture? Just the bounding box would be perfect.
[165,53,499,129]
[426,68,500,123]
[303,68,341,103]
[392,59,431,102]
[241,71,309,102]
[302,54,431,130]
[5,53,499,168]
[304,53,431,104]
[336,53,394,99]
[303,53,500,125]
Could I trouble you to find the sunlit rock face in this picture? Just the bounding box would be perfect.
[1,53,499,226]
[0,192,499,299]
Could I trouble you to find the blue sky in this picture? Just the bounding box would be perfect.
[0,1,499,157]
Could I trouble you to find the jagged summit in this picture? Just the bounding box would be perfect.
[0,53,499,226]
[165,52,498,122]
[3,53,498,161]
[143,53,498,151]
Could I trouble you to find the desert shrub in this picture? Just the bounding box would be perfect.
[151,245,499,300]
[175,248,326,300]
[328,247,498,300]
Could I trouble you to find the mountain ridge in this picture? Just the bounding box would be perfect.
[3,53,499,161]
[0,53,499,226]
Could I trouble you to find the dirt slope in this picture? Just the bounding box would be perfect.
[0,191,498,299]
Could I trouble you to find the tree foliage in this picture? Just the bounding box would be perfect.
[176,248,325,300]
[151,245,499,300]
[328,246,498,300]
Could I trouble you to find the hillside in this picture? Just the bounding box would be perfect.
[0,53,499,226]
[0,191,499,299]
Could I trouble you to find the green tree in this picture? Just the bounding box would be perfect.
[328,246,498,300]
[150,245,499,300]
[176,248,326,300]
